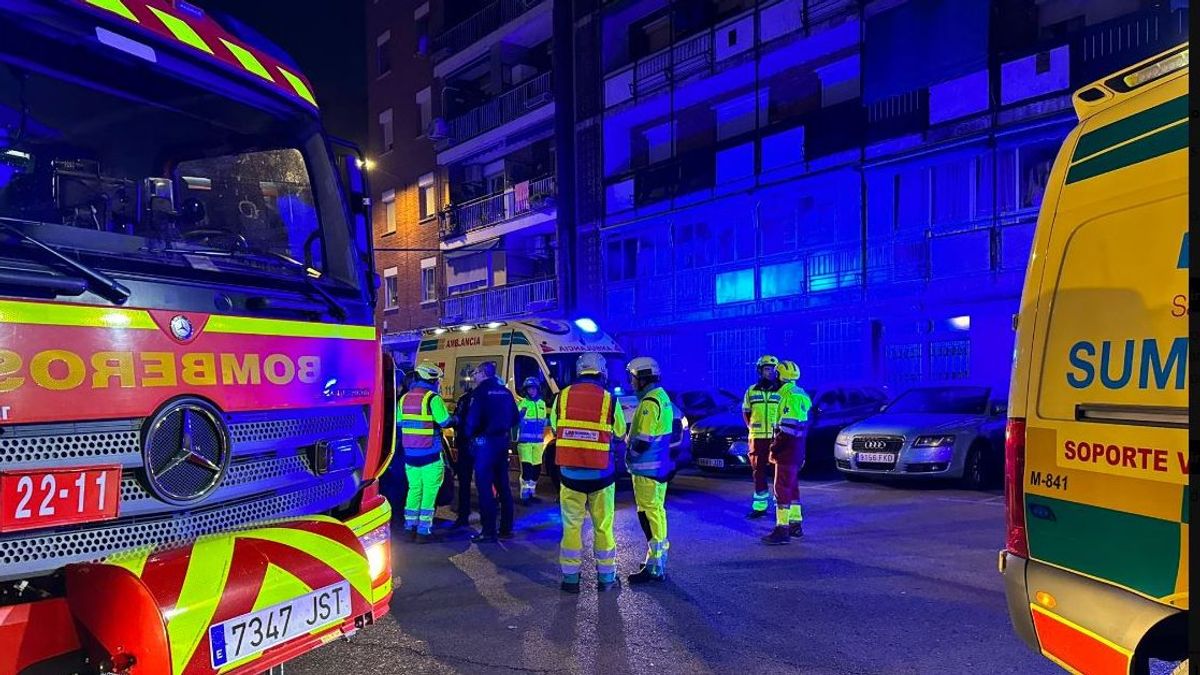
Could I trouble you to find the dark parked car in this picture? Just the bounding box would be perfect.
[690,386,889,474]
[667,388,742,424]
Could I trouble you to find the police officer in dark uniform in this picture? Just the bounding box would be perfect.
[463,362,520,543]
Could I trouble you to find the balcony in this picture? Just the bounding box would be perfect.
[442,277,558,324]
[433,0,548,62]
[440,174,556,241]
[1068,6,1189,88]
[436,72,554,159]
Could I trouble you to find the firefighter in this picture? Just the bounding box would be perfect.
[743,355,784,518]
[399,361,455,543]
[624,356,675,584]
[763,360,811,545]
[516,376,549,505]
[549,352,627,594]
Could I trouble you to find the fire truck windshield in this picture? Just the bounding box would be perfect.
[0,59,361,297]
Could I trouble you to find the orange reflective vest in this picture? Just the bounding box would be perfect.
[554,383,615,470]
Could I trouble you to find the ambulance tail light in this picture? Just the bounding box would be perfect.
[1004,417,1028,559]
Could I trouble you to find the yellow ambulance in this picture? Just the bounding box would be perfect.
[410,317,691,466]
[1000,45,1188,674]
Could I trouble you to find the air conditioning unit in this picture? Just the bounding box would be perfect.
[427,117,449,140]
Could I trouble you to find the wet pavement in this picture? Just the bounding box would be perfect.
[291,470,1057,674]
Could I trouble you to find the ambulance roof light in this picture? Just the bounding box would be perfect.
[574,318,599,334]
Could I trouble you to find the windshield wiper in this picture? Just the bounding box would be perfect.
[167,247,348,321]
[0,218,131,303]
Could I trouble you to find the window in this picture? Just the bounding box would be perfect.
[644,122,673,165]
[513,355,545,394]
[383,266,399,310]
[453,356,503,398]
[631,14,671,60]
[1019,142,1058,210]
[761,261,804,298]
[416,88,432,136]
[418,172,436,220]
[376,31,392,77]
[605,238,638,282]
[932,159,972,225]
[715,268,755,304]
[378,108,394,153]
[382,189,396,235]
[420,257,436,304]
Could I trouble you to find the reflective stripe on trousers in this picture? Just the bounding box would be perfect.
[632,475,669,572]
[558,483,617,580]
[404,459,444,535]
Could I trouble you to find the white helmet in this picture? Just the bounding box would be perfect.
[626,356,660,378]
[414,361,443,380]
[576,352,607,377]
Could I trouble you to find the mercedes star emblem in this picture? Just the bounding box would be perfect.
[170,315,194,340]
[142,399,230,505]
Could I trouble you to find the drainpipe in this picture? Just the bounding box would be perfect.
[552,0,576,317]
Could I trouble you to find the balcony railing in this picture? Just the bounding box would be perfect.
[433,0,547,60]
[632,30,714,97]
[1069,6,1188,87]
[440,174,557,239]
[442,277,558,323]
[441,72,553,148]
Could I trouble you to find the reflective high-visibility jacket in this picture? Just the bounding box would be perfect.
[516,397,549,444]
[626,386,674,481]
[550,380,628,491]
[742,380,784,440]
[399,382,451,466]
[777,382,812,436]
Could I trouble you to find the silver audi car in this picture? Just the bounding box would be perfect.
[833,385,1007,489]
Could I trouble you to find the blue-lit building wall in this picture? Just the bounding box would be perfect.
[579,0,1186,395]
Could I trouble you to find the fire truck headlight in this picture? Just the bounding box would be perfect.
[359,524,391,583]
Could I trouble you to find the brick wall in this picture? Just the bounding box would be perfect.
[367,0,442,334]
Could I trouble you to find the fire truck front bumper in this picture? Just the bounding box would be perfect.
[2,499,392,675]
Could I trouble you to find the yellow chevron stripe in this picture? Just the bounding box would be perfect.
[205,314,375,341]
[0,300,155,329]
[241,527,372,602]
[347,500,392,536]
[220,38,273,81]
[147,6,213,54]
[171,535,237,675]
[86,0,139,22]
[277,67,318,107]
[105,545,153,578]
[373,577,393,604]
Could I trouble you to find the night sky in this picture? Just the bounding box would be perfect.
[202,0,367,148]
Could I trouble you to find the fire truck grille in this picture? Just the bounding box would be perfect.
[0,425,141,465]
[230,412,364,444]
[0,477,353,581]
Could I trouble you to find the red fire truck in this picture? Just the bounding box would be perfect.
[0,2,396,673]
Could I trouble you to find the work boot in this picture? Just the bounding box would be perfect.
[761,526,790,545]
[628,566,665,584]
[520,495,532,506]
[470,532,498,544]
[453,515,470,528]
[746,509,768,520]
[789,522,804,538]
[560,578,581,594]
[498,529,514,540]
[597,576,621,592]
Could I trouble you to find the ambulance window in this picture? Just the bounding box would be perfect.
[452,356,503,398]
[514,355,545,393]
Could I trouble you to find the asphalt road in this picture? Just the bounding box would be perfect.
[291,471,1058,675]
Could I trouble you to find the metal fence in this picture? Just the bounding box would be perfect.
[446,72,553,146]
[441,174,557,238]
[433,0,547,59]
[442,277,557,323]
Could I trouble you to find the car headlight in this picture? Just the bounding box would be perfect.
[835,432,851,446]
[913,435,956,447]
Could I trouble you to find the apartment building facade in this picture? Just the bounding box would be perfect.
[568,0,1187,391]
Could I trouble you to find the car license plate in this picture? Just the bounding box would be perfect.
[697,458,725,468]
[0,466,121,533]
[857,452,896,464]
[210,581,351,668]
[728,441,749,456]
